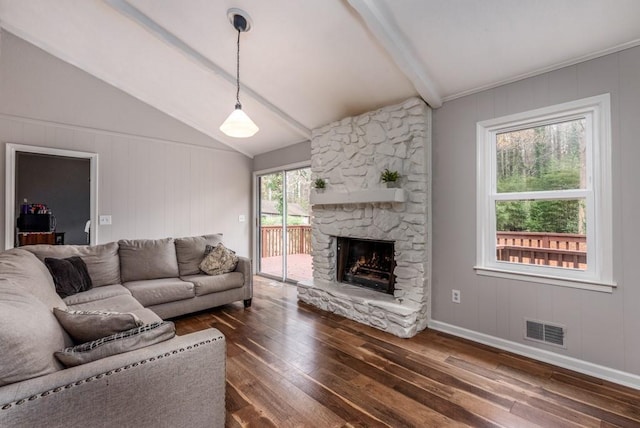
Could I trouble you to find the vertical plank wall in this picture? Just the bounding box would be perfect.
[0,31,252,256]
[0,117,252,256]
[431,46,640,378]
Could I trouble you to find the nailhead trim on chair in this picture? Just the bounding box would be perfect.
[1,337,222,411]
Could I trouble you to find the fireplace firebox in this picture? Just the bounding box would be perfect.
[336,237,395,294]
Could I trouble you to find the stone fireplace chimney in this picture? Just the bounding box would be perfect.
[297,97,431,338]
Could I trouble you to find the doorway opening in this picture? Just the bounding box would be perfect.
[257,166,312,283]
[5,144,97,249]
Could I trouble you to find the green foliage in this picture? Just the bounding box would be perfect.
[496,199,582,234]
[497,167,581,233]
[261,172,284,215]
[314,178,326,189]
[380,168,400,183]
[261,215,308,226]
[261,169,312,216]
[528,200,580,233]
[496,201,529,231]
[495,120,586,234]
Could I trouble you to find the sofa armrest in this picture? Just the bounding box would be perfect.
[0,329,225,428]
[235,256,253,301]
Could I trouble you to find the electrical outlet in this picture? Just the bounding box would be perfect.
[99,215,112,226]
[452,289,461,304]
[238,215,246,222]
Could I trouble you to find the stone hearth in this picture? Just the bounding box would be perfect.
[297,97,431,338]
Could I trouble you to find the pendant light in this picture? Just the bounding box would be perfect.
[220,9,259,138]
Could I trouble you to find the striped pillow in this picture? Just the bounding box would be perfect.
[54,321,175,367]
[53,307,144,343]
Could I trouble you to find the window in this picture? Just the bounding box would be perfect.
[476,94,614,291]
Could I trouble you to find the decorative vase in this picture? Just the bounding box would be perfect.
[385,181,400,188]
[315,188,325,193]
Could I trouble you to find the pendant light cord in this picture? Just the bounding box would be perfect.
[220,10,258,137]
[235,28,241,109]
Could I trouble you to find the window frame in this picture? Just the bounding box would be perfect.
[475,94,615,292]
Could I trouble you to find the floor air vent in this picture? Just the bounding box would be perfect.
[525,319,566,348]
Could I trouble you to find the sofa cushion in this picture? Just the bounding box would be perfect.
[174,234,224,276]
[53,307,145,343]
[130,307,164,324]
[119,238,180,282]
[123,278,195,306]
[45,256,93,298]
[24,242,121,287]
[63,284,131,306]
[55,321,176,367]
[0,248,66,310]
[67,293,144,314]
[199,243,239,276]
[0,279,67,386]
[182,272,245,297]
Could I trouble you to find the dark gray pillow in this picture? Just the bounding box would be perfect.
[44,256,93,298]
[54,321,176,367]
[53,307,144,344]
[26,242,121,286]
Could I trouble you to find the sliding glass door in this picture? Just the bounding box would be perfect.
[258,167,312,283]
[258,171,284,279]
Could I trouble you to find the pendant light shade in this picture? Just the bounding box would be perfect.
[220,103,259,138]
[220,9,258,138]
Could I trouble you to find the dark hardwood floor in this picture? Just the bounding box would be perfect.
[173,277,640,427]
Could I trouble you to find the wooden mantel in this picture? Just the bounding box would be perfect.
[310,188,407,205]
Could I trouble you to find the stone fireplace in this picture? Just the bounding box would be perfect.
[297,97,431,338]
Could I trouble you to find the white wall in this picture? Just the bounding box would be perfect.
[432,46,640,378]
[253,140,311,172]
[0,31,252,256]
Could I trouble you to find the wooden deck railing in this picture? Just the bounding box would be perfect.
[496,231,587,268]
[261,225,312,257]
[260,228,586,268]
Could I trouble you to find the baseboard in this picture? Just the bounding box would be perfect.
[428,319,640,391]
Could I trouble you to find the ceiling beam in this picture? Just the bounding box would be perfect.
[105,0,311,140]
[347,0,442,108]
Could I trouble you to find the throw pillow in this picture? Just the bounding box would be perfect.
[53,307,144,344]
[174,234,224,276]
[54,321,176,367]
[199,243,239,276]
[44,256,93,298]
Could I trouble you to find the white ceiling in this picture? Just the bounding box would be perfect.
[1,1,639,158]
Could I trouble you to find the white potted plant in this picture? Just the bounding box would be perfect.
[314,178,326,193]
[380,168,400,188]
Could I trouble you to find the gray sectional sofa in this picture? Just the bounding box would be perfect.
[0,234,251,427]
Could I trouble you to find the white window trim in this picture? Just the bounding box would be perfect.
[475,94,615,292]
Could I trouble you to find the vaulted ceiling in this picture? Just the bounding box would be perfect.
[1,1,639,157]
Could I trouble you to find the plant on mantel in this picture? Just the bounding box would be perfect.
[380,168,401,188]
[314,178,326,192]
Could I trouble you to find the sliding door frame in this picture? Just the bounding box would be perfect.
[253,161,310,281]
